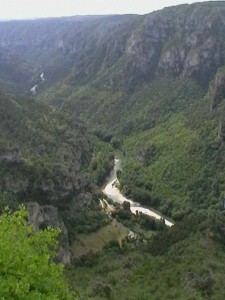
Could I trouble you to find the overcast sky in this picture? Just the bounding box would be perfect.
[0,0,218,20]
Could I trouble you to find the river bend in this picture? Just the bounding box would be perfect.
[103,158,174,227]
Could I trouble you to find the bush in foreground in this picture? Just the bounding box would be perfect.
[0,205,74,299]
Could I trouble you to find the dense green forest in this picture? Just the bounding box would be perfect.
[64,75,225,298]
[119,79,225,220]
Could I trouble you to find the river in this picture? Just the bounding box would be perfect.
[102,158,174,227]
[30,72,45,94]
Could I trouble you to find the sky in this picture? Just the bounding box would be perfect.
[0,0,219,20]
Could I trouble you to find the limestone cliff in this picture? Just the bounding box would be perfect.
[0,2,225,92]
[27,202,71,265]
[210,66,225,109]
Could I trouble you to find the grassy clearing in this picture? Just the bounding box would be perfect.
[71,219,129,258]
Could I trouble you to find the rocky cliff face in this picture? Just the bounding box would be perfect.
[0,3,225,92]
[27,202,71,265]
[116,3,225,88]
[0,148,21,163]
[0,94,94,217]
[210,66,225,109]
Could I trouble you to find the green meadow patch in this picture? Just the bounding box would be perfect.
[71,219,129,258]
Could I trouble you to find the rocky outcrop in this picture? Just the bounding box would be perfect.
[136,145,157,165]
[123,5,224,87]
[27,202,71,265]
[70,192,94,212]
[0,94,95,234]
[210,67,225,109]
[218,119,225,142]
[0,147,21,163]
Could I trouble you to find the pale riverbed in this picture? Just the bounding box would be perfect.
[103,158,174,227]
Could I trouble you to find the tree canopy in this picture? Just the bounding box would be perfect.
[0,206,74,299]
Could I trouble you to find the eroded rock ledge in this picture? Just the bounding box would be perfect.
[27,202,71,265]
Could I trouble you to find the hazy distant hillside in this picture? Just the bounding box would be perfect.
[0,47,33,93]
[0,2,225,95]
[0,15,140,92]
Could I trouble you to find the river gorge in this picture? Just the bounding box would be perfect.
[103,158,174,227]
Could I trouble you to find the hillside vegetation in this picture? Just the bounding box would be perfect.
[0,94,90,208]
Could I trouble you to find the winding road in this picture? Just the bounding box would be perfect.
[102,158,174,227]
